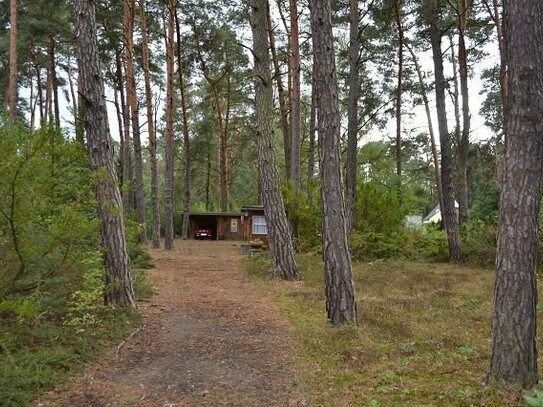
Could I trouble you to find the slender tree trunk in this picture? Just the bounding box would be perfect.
[249,0,299,280]
[140,0,160,248]
[310,0,357,326]
[456,0,470,225]
[406,42,443,214]
[6,0,18,118]
[74,0,136,307]
[174,11,191,240]
[488,0,543,388]
[116,50,132,213]
[267,1,291,179]
[66,56,78,133]
[345,0,359,233]
[289,0,301,191]
[307,63,317,203]
[205,139,211,211]
[48,36,61,128]
[124,0,146,243]
[393,0,403,185]
[427,0,461,263]
[163,0,176,250]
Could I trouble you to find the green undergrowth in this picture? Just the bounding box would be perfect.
[0,263,153,407]
[245,254,535,406]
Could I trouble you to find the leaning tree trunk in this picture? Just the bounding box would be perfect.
[406,42,443,214]
[427,0,461,263]
[488,0,543,388]
[163,0,176,250]
[73,0,136,307]
[310,0,357,326]
[267,1,291,180]
[6,0,17,118]
[345,0,359,233]
[249,0,299,281]
[139,0,160,248]
[124,0,146,243]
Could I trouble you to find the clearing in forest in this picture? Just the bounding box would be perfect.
[42,240,303,406]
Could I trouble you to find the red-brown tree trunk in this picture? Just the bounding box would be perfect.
[124,0,146,243]
[139,0,160,248]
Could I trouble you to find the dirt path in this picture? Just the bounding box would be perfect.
[43,240,303,406]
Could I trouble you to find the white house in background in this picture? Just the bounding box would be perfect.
[423,201,459,224]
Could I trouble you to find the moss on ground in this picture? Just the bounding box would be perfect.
[245,254,533,406]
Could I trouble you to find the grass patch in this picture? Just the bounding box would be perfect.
[244,254,530,406]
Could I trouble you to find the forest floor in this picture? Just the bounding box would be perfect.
[40,240,304,406]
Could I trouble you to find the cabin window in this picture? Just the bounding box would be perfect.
[252,216,267,235]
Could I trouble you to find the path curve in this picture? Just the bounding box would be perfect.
[43,240,302,406]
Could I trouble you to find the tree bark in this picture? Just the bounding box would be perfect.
[139,0,160,248]
[488,0,543,388]
[310,0,357,326]
[48,36,61,128]
[427,0,461,263]
[116,50,132,214]
[307,62,317,203]
[345,0,359,233]
[405,41,443,214]
[289,0,301,192]
[74,0,136,307]
[124,0,146,243]
[267,1,291,180]
[164,0,176,250]
[393,0,403,186]
[457,0,470,225]
[174,11,191,241]
[6,0,18,118]
[249,0,299,281]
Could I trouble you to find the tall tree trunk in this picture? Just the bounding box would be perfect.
[310,0,357,326]
[124,0,146,243]
[345,0,359,233]
[6,0,17,118]
[307,62,317,203]
[66,56,78,133]
[427,0,461,263]
[48,36,61,128]
[267,1,291,179]
[488,0,543,388]
[456,0,470,225]
[393,0,403,185]
[139,0,160,248]
[482,0,507,183]
[164,0,176,250]
[289,0,301,191]
[174,11,191,240]
[249,0,299,280]
[405,42,443,214]
[116,50,132,213]
[74,0,136,307]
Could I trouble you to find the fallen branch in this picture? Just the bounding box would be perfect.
[116,327,141,359]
